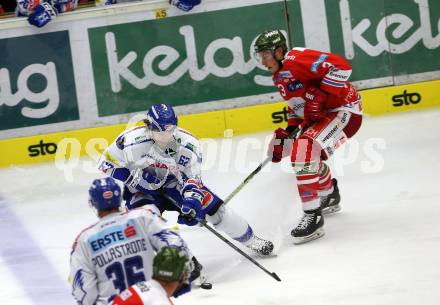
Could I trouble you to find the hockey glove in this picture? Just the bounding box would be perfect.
[125,168,163,194]
[173,282,191,297]
[28,2,58,28]
[268,126,299,163]
[177,190,205,226]
[169,0,201,11]
[303,87,328,122]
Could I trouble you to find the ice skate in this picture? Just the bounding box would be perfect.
[189,256,212,289]
[291,209,325,244]
[245,234,274,256]
[320,178,341,214]
[189,256,203,282]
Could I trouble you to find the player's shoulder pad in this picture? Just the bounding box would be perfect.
[126,206,167,223]
[284,48,307,62]
[70,222,98,254]
[175,128,200,154]
[117,126,152,149]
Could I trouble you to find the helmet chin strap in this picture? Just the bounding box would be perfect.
[277,59,283,71]
[274,48,285,71]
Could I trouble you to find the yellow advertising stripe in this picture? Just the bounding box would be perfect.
[1,80,439,168]
[224,102,287,135]
[0,124,128,168]
[179,110,226,138]
[361,80,440,115]
[0,112,226,168]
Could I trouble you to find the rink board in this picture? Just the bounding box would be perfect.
[1,80,439,167]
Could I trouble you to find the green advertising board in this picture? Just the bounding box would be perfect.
[1,0,438,135]
[89,0,440,117]
[89,2,294,116]
[324,0,440,80]
[0,31,79,130]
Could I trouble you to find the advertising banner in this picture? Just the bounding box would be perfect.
[88,2,289,117]
[0,0,439,140]
[323,0,440,81]
[0,31,79,131]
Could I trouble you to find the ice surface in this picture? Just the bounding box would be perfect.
[1,110,439,305]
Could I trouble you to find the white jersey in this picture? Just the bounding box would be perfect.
[110,280,172,305]
[15,0,78,16]
[98,126,203,192]
[69,207,187,305]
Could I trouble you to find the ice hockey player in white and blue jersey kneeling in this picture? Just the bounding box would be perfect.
[69,177,192,305]
[98,104,274,261]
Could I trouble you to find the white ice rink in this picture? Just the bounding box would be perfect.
[1,109,439,305]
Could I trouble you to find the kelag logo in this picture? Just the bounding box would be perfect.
[272,107,289,123]
[0,31,79,130]
[88,5,286,117]
[392,90,421,107]
[28,140,57,157]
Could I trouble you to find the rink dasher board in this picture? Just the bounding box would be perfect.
[0,80,439,168]
[1,0,440,140]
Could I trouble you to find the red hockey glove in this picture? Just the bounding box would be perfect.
[269,126,299,163]
[303,87,328,122]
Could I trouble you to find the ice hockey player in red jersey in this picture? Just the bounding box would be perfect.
[254,30,363,244]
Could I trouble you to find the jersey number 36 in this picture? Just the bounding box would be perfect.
[106,256,145,302]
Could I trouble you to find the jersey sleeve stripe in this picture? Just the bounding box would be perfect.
[321,78,346,88]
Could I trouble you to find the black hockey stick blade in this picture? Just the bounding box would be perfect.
[271,272,281,282]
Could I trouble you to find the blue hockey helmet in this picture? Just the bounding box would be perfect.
[88,177,122,211]
[145,104,178,132]
[145,104,178,146]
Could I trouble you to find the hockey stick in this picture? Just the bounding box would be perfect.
[163,194,281,282]
[223,126,302,205]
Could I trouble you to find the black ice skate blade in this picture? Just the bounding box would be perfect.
[293,229,325,245]
[322,205,341,215]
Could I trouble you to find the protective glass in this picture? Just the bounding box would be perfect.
[253,50,274,64]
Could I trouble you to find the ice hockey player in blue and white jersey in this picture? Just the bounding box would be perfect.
[69,177,192,305]
[15,0,78,27]
[98,104,274,258]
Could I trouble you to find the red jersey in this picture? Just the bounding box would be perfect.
[110,280,173,305]
[273,47,362,126]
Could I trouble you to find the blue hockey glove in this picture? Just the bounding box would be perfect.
[125,168,163,194]
[177,190,205,226]
[173,282,191,297]
[28,2,58,28]
[169,0,201,11]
